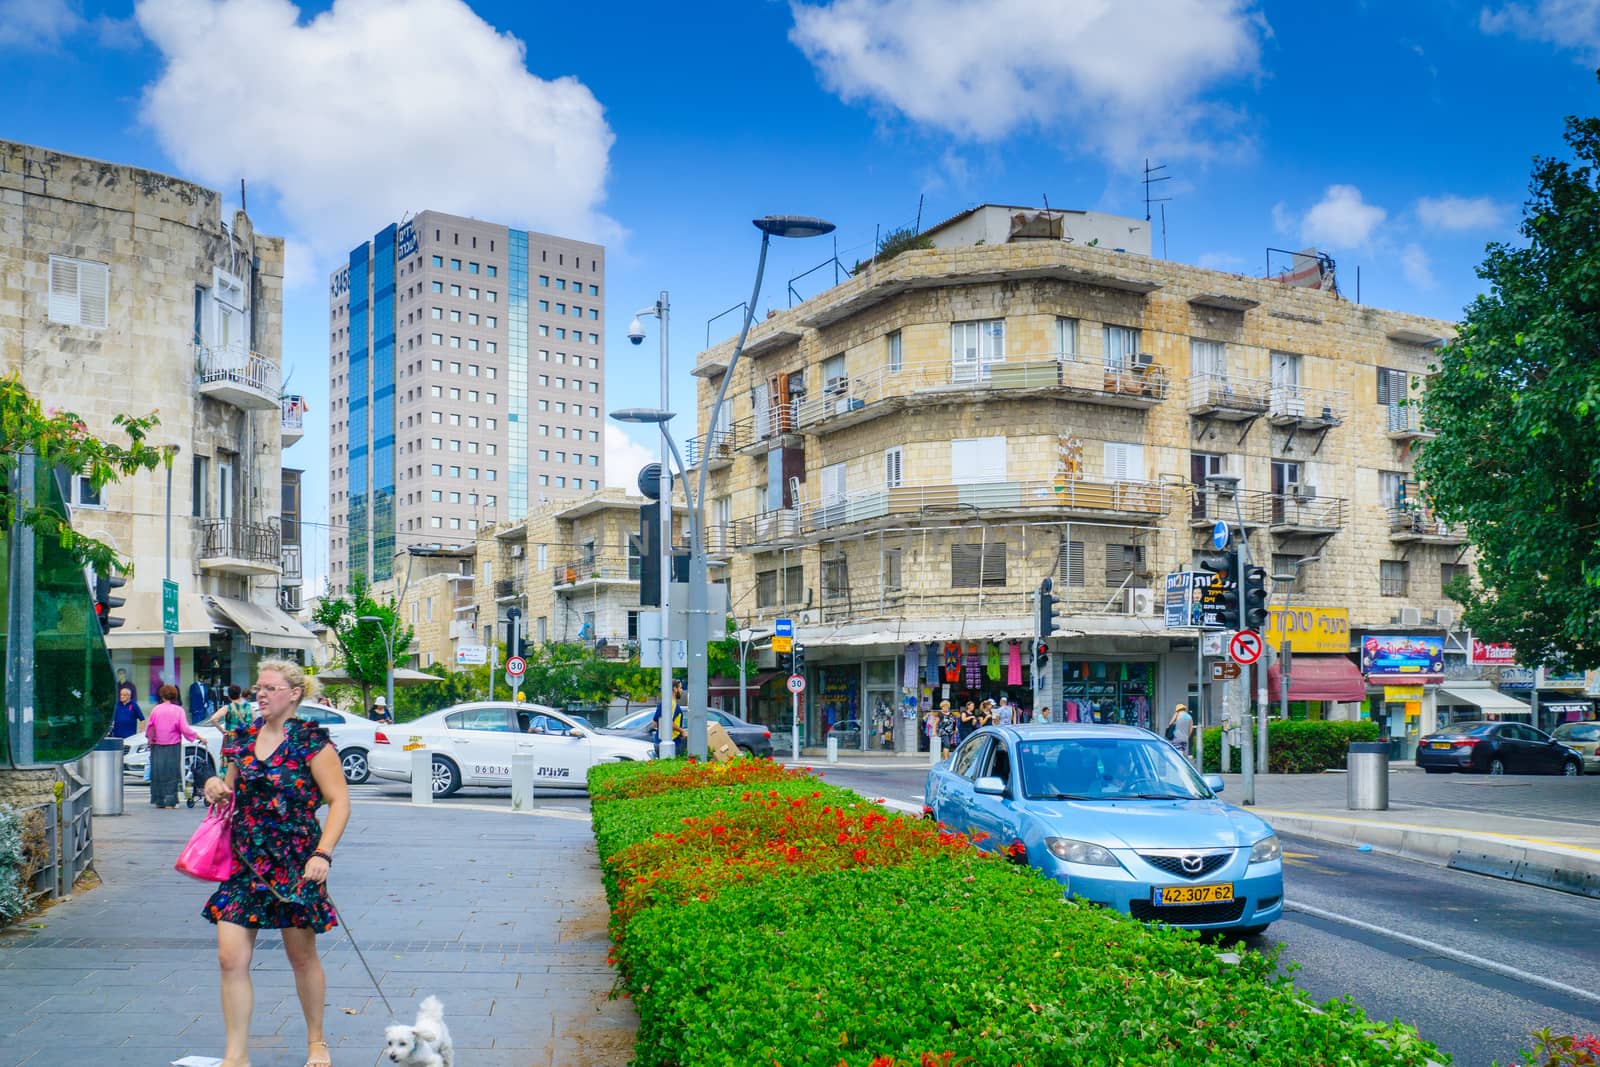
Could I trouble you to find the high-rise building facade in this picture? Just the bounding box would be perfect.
[328,211,605,597]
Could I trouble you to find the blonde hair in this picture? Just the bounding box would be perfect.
[257,658,319,702]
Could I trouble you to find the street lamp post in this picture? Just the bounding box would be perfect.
[1272,555,1322,725]
[161,444,181,689]
[1206,473,1255,805]
[627,294,675,754]
[735,626,773,724]
[357,614,396,720]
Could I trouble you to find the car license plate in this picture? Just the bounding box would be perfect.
[1429,741,1453,749]
[1154,883,1234,906]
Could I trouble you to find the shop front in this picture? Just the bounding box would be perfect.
[1059,659,1156,727]
[1435,681,1532,726]
[1262,607,1359,720]
[1535,666,1592,733]
[1359,633,1446,760]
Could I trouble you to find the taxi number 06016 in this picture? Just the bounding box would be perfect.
[472,764,510,777]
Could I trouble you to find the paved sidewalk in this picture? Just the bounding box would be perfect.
[0,792,635,1067]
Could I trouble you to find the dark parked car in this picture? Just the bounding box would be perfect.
[604,707,774,757]
[1416,720,1584,776]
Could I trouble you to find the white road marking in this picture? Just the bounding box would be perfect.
[1285,898,1600,1009]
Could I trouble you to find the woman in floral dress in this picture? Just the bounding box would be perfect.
[201,659,350,1067]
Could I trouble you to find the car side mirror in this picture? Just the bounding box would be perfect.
[568,729,584,738]
[974,776,1006,796]
[1204,774,1225,793]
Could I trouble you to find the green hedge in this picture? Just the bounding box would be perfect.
[590,759,1441,1067]
[1199,719,1381,774]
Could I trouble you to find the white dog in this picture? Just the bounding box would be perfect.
[383,995,453,1067]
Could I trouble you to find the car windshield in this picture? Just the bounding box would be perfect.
[1017,737,1214,801]
[1554,723,1600,742]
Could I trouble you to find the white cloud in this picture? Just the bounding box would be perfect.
[1482,0,1600,62]
[0,0,82,48]
[1298,185,1387,248]
[789,0,1264,162]
[1415,194,1508,232]
[1400,243,1435,289]
[1197,252,1246,271]
[605,424,658,491]
[134,0,617,268]
[1270,201,1295,236]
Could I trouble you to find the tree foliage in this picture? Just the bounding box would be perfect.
[1416,94,1600,669]
[0,374,162,576]
[310,574,414,710]
[852,225,933,274]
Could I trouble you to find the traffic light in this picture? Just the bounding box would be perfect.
[1034,640,1050,674]
[1198,553,1240,630]
[94,572,127,633]
[1242,565,1270,630]
[505,606,524,658]
[791,644,806,675]
[635,502,662,607]
[1037,577,1057,638]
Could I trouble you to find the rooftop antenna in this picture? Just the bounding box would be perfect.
[915,194,924,234]
[1142,159,1171,223]
[1160,203,1168,259]
[239,179,247,214]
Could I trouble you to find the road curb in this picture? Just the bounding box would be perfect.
[1260,809,1600,899]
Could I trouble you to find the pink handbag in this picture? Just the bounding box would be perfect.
[175,800,237,882]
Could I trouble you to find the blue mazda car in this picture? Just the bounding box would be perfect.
[924,724,1283,935]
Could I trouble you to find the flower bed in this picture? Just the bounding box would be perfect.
[591,759,1443,1067]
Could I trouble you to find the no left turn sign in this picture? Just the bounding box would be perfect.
[1229,630,1263,666]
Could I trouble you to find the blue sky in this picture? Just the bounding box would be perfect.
[5,0,1594,589]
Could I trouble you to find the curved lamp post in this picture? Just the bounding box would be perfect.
[356,614,396,720]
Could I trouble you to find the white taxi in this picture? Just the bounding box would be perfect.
[367,701,654,796]
[122,702,382,785]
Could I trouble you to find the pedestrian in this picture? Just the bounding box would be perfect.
[1169,702,1195,761]
[1037,704,1051,723]
[146,684,199,808]
[994,697,1015,727]
[651,680,686,755]
[939,702,959,755]
[957,701,978,741]
[924,706,942,754]
[200,659,350,1067]
[109,683,144,740]
[188,677,213,725]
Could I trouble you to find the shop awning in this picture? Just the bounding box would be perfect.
[1436,682,1533,714]
[708,672,781,695]
[104,589,214,649]
[206,595,319,653]
[1266,656,1366,702]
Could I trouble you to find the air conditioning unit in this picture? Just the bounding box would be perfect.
[798,609,820,625]
[1398,606,1423,626]
[510,544,524,558]
[1124,588,1156,616]
[1292,483,1317,501]
[449,620,473,640]
[1434,607,1457,629]
[1131,352,1154,370]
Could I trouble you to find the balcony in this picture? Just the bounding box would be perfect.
[494,576,526,602]
[807,478,1168,535]
[1388,506,1467,545]
[196,343,281,412]
[1263,492,1346,536]
[1188,374,1270,421]
[1266,383,1346,430]
[281,395,306,446]
[731,404,802,455]
[704,523,738,557]
[685,428,738,472]
[1385,403,1434,441]
[552,555,641,590]
[278,586,302,613]
[280,544,303,585]
[447,574,475,611]
[731,508,804,550]
[197,519,282,576]
[1188,487,1272,529]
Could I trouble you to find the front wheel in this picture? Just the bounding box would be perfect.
[1488,757,1506,775]
[431,756,461,797]
[340,747,371,785]
[1562,759,1582,777]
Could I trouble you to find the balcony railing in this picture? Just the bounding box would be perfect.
[1188,488,1346,533]
[813,582,1162,626]
[552,555,640,588]
[196,343,281,412]
[1388,506,1466,543]
[686,427,741,468]
[495,576,526,600]
[1385,403,1433,439]
[1188,373,1270,418]
[197,518,281,574]
[1266,383,1347,428]
[281,395,306,445]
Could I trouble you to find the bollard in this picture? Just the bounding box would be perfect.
[1347,742,1389,810]
[929,737,941,768]
[826,736,839,764]
[658,738,676,760]
[410,749,432,805]
[511,753,534,812]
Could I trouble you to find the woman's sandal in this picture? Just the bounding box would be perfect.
[303,1039,331,1067]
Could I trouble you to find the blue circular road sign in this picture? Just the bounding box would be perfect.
[1212,521,1231,550]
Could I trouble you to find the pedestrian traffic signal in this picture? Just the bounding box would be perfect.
[1198,554,1239,630]
[1242,565,1270,630]
[1034,640,1049,674]
[1038,577,1057,638]
[94,572,127,633]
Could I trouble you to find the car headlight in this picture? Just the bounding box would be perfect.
[1044,837,1119,866]
[1249,834,1281,864]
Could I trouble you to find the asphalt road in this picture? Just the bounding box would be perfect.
[804,760,1600,1067]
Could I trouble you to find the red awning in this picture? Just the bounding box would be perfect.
[1266,656,1367,703]
[707,672,781,695]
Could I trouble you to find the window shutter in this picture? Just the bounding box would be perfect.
[952,543,1007,588]
[1106,544,1146,586]
[884,447,902,489]
[1058,540,1085,587]
[1378,367,1408,405]
[49,257,80,325]
[1103,442,1143,482]
[821,462,847,504]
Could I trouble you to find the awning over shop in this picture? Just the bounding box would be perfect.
[104,589,214,649]
[1266,656,1366,702]
[313,665,440,686]
[206,595,318,653]
[708,672,780,695]
[1436,681,1533,714]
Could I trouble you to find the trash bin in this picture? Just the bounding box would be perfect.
[1347,741,1389,811]
[89,738,125,816]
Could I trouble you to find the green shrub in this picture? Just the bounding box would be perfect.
[1199,719,1381,773]
[0,805,44,927]
[589,760,1442,1067]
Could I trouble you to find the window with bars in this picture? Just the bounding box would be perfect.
[756,570,779,607]
[1380,560,1409,597]
[784,566,804,604]
[951,543,1007,588]
[1105,544,1147,587]
[822,558,849,601]
[883,549,903,591]
[49,255,110,328]
[1057,540,1085,587]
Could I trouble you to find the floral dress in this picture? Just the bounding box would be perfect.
[203,718,338,932]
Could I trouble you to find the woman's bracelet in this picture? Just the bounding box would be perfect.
[312,849,333,865]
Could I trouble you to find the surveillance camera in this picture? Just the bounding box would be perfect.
[627,317,646,345]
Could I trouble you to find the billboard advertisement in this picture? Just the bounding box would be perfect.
[1469,638,1517,666]
[1264,607,1350,653]
[1163,572,1206,628]
[1361,634,1445,681]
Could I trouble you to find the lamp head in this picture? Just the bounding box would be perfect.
[610,407,675,425]
[753,215,836,239]
[627,317,646,345]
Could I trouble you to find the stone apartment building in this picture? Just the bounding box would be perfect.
[685,205,1481,758]
[0,140,314,710]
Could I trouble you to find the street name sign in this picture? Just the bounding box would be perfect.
[162,579,179,634]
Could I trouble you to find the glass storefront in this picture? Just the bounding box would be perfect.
[1060,660,1156,728]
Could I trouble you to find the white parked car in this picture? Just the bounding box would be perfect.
[122,702,382,785]
[368,701,654,797]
